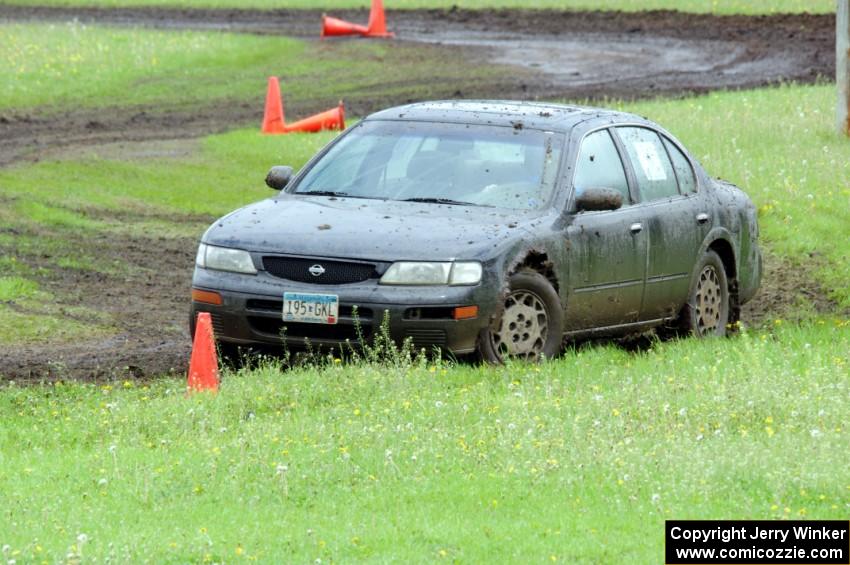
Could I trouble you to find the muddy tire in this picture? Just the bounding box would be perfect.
[679,250,730,337]
[477,270,564,363]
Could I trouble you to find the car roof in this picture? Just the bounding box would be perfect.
[363,100,646,132]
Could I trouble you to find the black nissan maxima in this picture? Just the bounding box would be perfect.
[191,101,761,362]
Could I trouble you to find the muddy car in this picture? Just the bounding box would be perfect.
[191,101,761,362]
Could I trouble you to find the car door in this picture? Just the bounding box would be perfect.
[564,128,648,330]
[614,126,704,321]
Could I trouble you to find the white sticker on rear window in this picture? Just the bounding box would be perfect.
[633,141,667,181]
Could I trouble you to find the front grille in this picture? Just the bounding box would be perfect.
[249,317,371,342]
[209,312,227,337]
[404,329,448,350]
[245,299,284,311]
[263,256,378,285]
[403,307,454,320]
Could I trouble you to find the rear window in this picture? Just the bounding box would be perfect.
[617,126,680,202]
[663,137,697,194]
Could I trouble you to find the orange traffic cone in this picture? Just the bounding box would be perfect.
[284,101,346,133]
[187,312,219,393]
[365,0,394,38]
[321,14,368,38]
[261,76,286,134]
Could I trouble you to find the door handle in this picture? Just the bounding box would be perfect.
[696,212,710,224]
[630,222,643,234]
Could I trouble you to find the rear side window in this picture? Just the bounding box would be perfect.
[663,137,697,194]
[573,129,630,205]
[617,127,679,202]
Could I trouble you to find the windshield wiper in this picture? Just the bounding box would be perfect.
[296,190,350,197]
[296,190,385,201]
[401,197,482,206]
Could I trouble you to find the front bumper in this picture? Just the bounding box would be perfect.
[190,267,499,355]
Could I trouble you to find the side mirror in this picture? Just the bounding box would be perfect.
[265,166,293,190]
[575,187,623,212]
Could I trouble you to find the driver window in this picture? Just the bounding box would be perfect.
[573,129,631,205]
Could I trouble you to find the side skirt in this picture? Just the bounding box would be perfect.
[562,317,672,340]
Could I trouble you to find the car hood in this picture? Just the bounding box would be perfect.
[203,195,541,262]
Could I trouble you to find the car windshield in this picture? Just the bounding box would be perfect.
[291,120,565,210]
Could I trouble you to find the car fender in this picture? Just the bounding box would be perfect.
[691,227,748,322]
[461,231,549,327]
[497,228,566,311]
[695,227,739,274]
[706,180,762,305]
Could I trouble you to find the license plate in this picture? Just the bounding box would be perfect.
[282,292,339,324]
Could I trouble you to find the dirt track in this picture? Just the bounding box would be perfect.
[0,6,835,166]
[0,6,841,380]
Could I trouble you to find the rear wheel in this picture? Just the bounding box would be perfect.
[478,270,563,363]
[680,250,730,337]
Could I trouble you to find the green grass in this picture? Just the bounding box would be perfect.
[0,131,334,218]
[1,322,848,562]
[0,274,111,343]
[0,22,507,112]
[0,276,39,301]
[0,0,834,15]
[0,308,109,344]
[0,256,34,277]
[1,22,298,110]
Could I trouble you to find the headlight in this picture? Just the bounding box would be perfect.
[380,261,481,286]
[449,262,483,285]
[381,262,451,285]
[195,243,207,268]
[196,243,257,275]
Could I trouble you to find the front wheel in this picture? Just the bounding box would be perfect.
[680,250,730,337]
[477,270,564,363]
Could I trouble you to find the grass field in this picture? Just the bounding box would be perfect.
[1,322,849,562]
[1,12,848,560]
[0,0,834,15]
[0,22,506,112]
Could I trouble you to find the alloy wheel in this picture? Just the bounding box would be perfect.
[492,290,549,360]
[694,265,723,335]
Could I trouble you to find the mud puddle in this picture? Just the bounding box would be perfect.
[404,31,754,92]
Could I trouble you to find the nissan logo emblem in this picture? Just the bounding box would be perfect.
[308,264,326,277]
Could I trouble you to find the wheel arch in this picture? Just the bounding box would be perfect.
[507,249,560,294]
[707,238,737,280]
[479,253,565,363]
